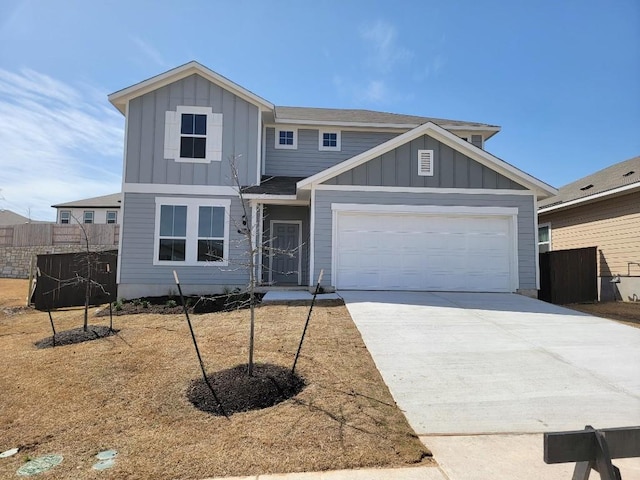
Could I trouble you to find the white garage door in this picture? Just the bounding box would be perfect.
[334,209,516,292]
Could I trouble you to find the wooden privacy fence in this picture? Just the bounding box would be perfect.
[0,223,119,247]
[33,250,118,310]
[539,247,598,305]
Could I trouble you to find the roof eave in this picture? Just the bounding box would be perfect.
[108,61,275,115]
[538,181,640,214]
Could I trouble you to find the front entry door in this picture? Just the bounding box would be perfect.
[270,221,301,285]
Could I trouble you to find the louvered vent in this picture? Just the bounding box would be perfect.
[418,149,434,176]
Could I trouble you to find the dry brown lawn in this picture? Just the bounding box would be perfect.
[0,278,31,308]
[0,279,433,479]
[566,301,640,328]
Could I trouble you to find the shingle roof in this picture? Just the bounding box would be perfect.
[0,209,48,225]
[52,193,122,209]
[539,156,640,209]
[274,106,499,129]
[242,177,304,195]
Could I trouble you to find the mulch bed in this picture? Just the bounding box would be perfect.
[187,363,306,416]
[35,325,118,349]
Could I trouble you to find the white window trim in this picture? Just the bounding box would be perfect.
[153,197,231,266]
[106,211,117,224]
[538,222,552,252]
[59,210,71,224]
[417,149,434,176]
[83,211,94,224]
[164,105,223,164]
[268,220,303,285]
[274,127,298,150]
[318,129,341,151]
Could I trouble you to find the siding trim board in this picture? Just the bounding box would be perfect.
[315,184,534,195]
[298,122,556,199]
[124,183,237,196]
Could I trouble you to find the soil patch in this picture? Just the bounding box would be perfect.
[188,363,305,416]
[35,325,118,348]
[566,301,640,328]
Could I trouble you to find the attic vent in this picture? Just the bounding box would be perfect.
[580,184,594,191]
[418,149,434,176]
[623,171,635,177]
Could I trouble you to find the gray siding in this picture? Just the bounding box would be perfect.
[118,192,251,297]
[125,74,260,187]
[312,190,536,290]
[260,205,310,285]
[264,128,398,177]
[325,135,525,190]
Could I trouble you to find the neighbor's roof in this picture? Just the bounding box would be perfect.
[274,106,500,132]
[539,155,640,212]
[52,193,122,209]
[0,209,38,225]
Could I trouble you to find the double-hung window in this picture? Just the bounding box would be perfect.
[318,129,341,151]
[180,113,207,159]
[60,210,71,224]
[538,224,551,253]
[106,211,117,224]
[83,211,94,224]
[154,198,230,265]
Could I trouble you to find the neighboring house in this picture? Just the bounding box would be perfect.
[52,193,122,225]
[538,156,640,302]
[108,61,557,299]
[0,209,37,225]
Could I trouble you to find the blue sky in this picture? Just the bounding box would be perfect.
[0,0,638,220]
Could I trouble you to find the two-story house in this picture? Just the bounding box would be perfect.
[108,61,556,299]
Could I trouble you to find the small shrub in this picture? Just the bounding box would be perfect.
[112,300,123,312]
[131,298,142,306]
[165,299,177,308]
[141,300,150,309]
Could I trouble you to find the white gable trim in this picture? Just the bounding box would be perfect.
[109,61,274,114]
[315,184,534,195]
[297,122,557,199]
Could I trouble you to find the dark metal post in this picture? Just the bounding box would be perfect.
[292,269,324,375]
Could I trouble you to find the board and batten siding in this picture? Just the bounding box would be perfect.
[313,190,536,291]
[125,74,260,188]
[264,128,398,177]
[325,135,525,189]
[539,192,640,277]
[118,192,251,298]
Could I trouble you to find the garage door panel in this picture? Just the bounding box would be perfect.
[335,211,515,292]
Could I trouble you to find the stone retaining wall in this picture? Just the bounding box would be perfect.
[1,245,116,279]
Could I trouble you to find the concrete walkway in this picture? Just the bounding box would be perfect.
[341,291,640,480]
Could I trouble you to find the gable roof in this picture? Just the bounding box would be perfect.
[108,61,274,114]
[52,193,122,209]
[539,155,640,213]
[297,121,557,200]
[0,209,35,225]
[274,106,500,136]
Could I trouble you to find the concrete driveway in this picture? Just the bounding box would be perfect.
[340,291,640,479]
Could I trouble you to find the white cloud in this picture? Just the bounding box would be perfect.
[0,69,123,221]
[359,20,413,73]
[131,36,168,68]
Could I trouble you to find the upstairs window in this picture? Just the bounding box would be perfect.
[83,211,94,224]
[538,224,551,253]
[180,113,207,159]
[60,210,71,224]
[319,129,341,151]
[164,106,223,163]
[275,127,297,149]
[106,211,117,224]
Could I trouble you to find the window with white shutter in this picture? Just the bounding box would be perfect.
[418,149,434,176]
[164,106,222,163]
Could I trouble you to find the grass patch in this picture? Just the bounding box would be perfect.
[0,285,432,479]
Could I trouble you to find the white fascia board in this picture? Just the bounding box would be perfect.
[272,118,501,133]
[331,203,519,216]
[123,183,238,196]
[538,182,640,214]
[315,184,534,195]
[108,61,274,114]
[298,121,556,199]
